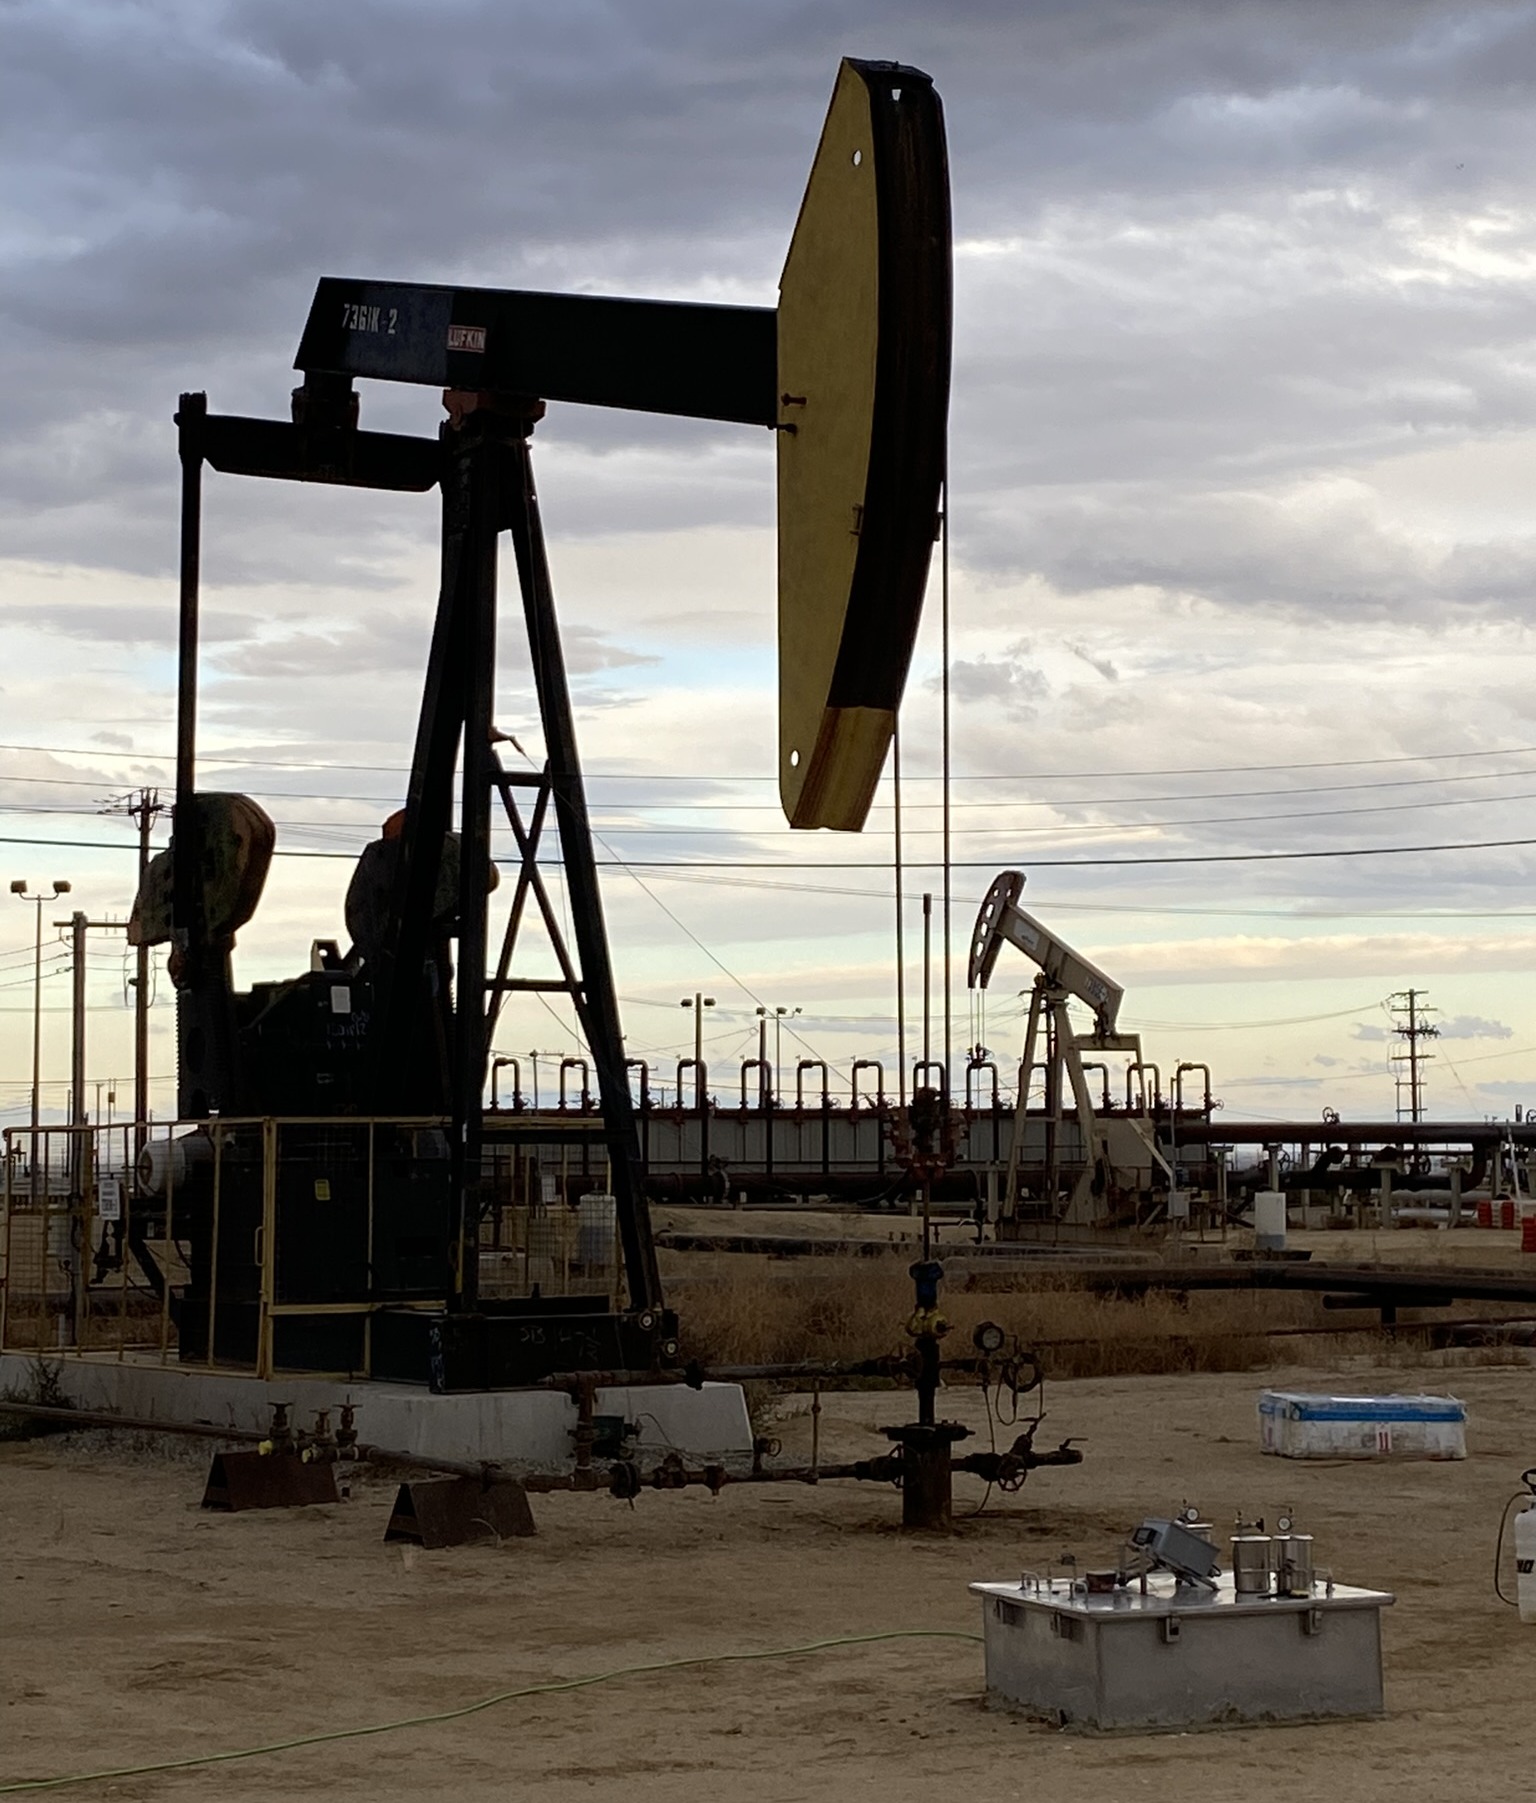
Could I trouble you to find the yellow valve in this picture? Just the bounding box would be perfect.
[904,1308,950,1340]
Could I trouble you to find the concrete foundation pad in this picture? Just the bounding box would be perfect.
[0,1351,753,1471]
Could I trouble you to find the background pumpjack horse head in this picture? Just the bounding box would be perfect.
[132,59,951,1390]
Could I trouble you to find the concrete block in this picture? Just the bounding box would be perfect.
[0,1351,752,1472]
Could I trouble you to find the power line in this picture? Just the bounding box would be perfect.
[8,829,1536,870]
[577,837,1536,870]
[1125,1004,1382,1031]
[121,783,1536,834]
[14,760,1536,811]
[12,770,1536,841]
[29,810,1536,919]
[12,760,1536,816]
[617,866,1536,921]
[7,737,1536,781]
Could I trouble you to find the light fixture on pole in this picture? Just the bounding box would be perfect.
[754,1004,801,1108]
[679,993,715,1108]
[775,1006,801,1108]
[10,879,71,1196]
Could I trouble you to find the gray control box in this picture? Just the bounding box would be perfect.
[971,1574,1393,1731]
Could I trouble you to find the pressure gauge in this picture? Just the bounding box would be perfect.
[972,1320,1007,1355]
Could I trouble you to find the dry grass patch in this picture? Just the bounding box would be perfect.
[674,1256,1286,1379]
[669,1252,1536,1381]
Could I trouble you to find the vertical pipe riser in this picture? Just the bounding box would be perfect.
[902,1441,954,1533]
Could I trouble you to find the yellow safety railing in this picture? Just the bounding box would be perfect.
[0,1114,620,1379]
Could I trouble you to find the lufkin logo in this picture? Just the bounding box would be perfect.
[447,323,487,353]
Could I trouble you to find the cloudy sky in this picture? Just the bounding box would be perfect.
[6,0,1536,1130]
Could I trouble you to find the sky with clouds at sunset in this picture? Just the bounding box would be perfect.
[6,1,1536,1128]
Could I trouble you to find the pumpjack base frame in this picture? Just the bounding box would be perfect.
[418,1299,682,1393]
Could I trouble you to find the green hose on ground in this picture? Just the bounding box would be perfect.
[0,1628,986,1795]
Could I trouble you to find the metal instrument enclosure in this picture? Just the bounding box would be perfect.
[971,1574,1393,1730]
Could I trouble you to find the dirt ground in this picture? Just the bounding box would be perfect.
[4,1352,1535,1802]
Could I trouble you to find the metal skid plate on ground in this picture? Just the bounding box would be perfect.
[384,1475,536,1548]
[202,1449,339,1511]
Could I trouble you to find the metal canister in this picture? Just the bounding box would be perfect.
[1275,1533,1314,1597]
[1231,1533,1273,1596]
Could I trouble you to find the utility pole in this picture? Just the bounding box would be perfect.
[101,788,162,1148]
[773,1005,800,1105]
[55,912,131,1148]
[752,1004,800,1108]
[1387,988,1438,1124]
[65,912,93,1275]
[10,879,71,1199]
[69,912,87,1140]
[679,992,715,1108]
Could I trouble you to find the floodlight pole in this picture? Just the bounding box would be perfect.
[679,996,714,1177]
[129,791,159,1153]
[772,1006,800,1107]
[680,994,715,1107]
[28,896,44,1146]
[11,880,71,1199]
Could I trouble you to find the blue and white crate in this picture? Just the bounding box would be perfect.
[1258,1390,1467,1460]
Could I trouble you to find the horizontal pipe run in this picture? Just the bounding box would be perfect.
[1073,1262,1536,1305]
[531,1351,1020,1391]
[0,1400,513,1484]
[643,1171,983,1203]
[653,1238,1536,1306]
[0,1400,265,1442]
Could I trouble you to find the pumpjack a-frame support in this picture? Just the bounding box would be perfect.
[373,394,664,1314]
